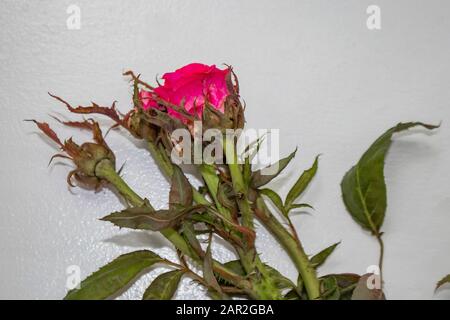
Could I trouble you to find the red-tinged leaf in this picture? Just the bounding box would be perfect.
[49,93,124,125]
[53,117,107,147]
[51,116,95,131]
[27,120,64,148]
[63,137,82,157]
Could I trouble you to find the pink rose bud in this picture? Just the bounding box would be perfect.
[139,63,231,119]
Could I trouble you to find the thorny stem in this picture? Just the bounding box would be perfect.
[222,136,283,299]
[286,216,302,247]
[255,197,321,300]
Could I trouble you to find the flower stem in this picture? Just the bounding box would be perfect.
[255,197,321,300]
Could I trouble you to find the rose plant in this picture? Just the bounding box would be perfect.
[29,63,446,300]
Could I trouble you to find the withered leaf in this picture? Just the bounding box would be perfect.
[49,93,124,126]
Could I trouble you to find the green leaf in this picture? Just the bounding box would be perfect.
[250,148,297,188]
[351,273,385,300]
[310,242,340,268]
[284,155,319,211]
[436,274,450,290]
[263,264,296,290]
[143,270,184,300]
[320,276,340,300]
[169,165,193,207]
[65,250,163,300]
[260,188,285,215]
[341,122,439,234]
[320,273,360,300]
[101,205,206,231]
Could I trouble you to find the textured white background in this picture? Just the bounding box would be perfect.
[0,0,449,300]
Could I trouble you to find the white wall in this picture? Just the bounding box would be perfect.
[0,0,449,299]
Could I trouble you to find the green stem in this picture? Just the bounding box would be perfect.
[222,137,283,299]
[223,136,253,229]
[376,234,384,287]
[255,197,321,300]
